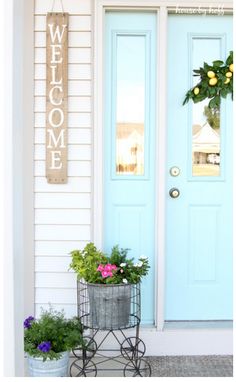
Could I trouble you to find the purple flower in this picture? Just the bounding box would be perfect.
[24,316,35,329]
[37,341,52,353]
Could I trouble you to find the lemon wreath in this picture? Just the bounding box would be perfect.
[183,51,233,109]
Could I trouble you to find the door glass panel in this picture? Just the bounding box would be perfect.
[192,39,221,177]
[116,35,145,175]
[192,102,220,176]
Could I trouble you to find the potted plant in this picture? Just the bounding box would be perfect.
[70,243,149,330]
[24,307,84,377]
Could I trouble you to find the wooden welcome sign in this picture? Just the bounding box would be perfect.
[46,13,68,183]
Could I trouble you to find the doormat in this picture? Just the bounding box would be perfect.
[146,355,233,377]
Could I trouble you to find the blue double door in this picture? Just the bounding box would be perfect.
[104,11,232,323]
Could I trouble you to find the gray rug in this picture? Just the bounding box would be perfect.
[147,355,233,377]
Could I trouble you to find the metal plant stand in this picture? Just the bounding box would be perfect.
[70,281,151,377]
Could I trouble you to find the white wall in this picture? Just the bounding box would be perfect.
[34,0,92,317]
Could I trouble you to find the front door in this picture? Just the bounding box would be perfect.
[104,11,157,325]
[166,15,233,320]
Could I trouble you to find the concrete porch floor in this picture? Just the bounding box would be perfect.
[69,355,233,377]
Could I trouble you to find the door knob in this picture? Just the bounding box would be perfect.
[169,188,180,198]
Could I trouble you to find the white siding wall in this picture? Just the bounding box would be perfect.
[34,0,92,317]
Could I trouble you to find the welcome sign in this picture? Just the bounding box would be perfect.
[46,13,68,183]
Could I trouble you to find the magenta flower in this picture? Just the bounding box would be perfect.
[97,264,104,272]
[105,264,117,272]
[97,263,117,278]
[101,270,113,278]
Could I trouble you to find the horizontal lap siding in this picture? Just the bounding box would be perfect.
[34,0,92,318]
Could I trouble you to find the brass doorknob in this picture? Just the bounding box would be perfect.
[169,188,180,198]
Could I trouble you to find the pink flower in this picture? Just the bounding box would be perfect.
[97,263,117,278]
[104,264,117,272]
[97,264,104,272]
[101,270,113,278]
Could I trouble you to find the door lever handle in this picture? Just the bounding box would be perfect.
[169,188,180,198]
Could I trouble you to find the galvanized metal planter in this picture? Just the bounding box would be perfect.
[27,351,69,377]
[87,283,131,329]
[77,281,141,330]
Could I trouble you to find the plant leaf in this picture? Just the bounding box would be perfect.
[220,88,228,98]
[212,60,223,68]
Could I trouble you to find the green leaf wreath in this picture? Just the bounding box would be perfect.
[183,51,233,109]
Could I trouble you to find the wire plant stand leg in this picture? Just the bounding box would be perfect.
[70,355,98,377]
[123,359,152,377]
[70,335,98,377]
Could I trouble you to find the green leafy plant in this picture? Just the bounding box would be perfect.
[70,243,149,285]
[70,243,107,283]
[24,308,84,361]
[183,51,233,109]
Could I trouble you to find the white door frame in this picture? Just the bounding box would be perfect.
[92,0,233,332]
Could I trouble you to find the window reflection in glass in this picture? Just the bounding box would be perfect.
[192,102,220,177]
[116,35,145,175]
[191,38,221,177]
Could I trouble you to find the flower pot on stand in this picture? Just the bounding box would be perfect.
[87,283,132,329]
[27,351,69,377]
[70,243,151,376]
[70,243,149,329]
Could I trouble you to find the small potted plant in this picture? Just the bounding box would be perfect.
[24,307,84,377]
[70,243,149,330]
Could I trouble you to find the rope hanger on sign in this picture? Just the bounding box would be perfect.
[50,0,65,13]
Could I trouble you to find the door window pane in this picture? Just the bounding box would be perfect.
[191,38,221,177]
[192,102,220,176]
[116,35,145,175]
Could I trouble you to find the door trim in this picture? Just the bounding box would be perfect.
[92,0,233,332]
[155,6,167,330]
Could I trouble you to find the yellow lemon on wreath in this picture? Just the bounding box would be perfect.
[207,71,215,78]
[224,78,230,84]
[226,71,232,78]
[193,87,200,95]
[229,63,233,72]
[209,77,218,86]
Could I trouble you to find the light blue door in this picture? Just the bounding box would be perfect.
[104,12,157,325]
[166,15,233,320]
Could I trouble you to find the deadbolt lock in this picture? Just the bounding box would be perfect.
[169,188,180,198]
